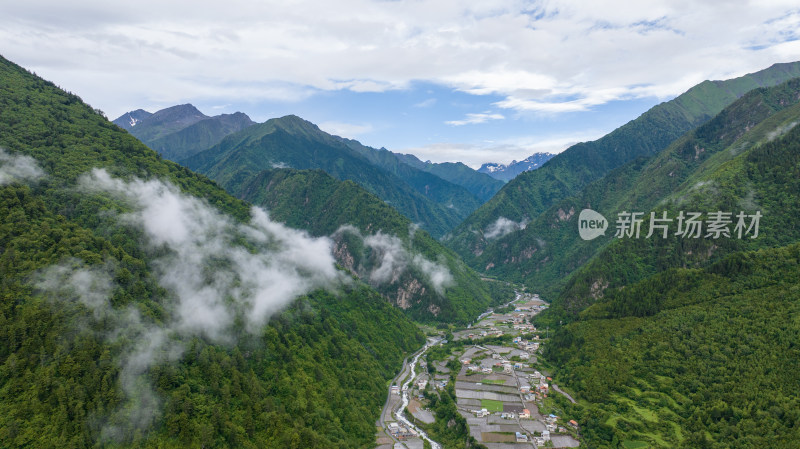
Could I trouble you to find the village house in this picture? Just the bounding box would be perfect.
[475,408,490,418]
[391,385,400,395]
[515,432,528,443]
[520,409,531,419]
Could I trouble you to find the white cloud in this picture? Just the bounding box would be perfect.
[33,169,346,440]
[334,225,453,295]
[0,148,44,185]
[445,112,505,126]
[484,216,529,239]
[2,0,798,120]
[414,98,437,108]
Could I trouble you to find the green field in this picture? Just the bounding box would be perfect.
[480,399,504,412]
[481,379,506,385]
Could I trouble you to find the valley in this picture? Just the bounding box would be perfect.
[378,293,582,449]
[2,19,800,448]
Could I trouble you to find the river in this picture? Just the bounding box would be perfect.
[393,338,442,449]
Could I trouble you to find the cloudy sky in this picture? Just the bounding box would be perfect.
[2,1,799,167]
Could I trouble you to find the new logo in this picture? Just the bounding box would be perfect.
[578,209,607,241]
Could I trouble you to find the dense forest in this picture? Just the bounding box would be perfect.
[545,243,800,448]
[0,55,425,448]
[235,168,512,324]
[475,76,800,311]
[445,61,800,270]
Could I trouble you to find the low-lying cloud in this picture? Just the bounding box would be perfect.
[484,216,529,239]
[36,168,344,440]
[0,148,44,185]
[335,225,453,295]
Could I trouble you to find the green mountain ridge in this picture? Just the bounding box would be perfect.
[473,76,800,307]
[146,111,255,161]
[237,167,510,323]
[385,151,505,202]
[545,78,800,321]
[518,73,800,449]
[0,54,424,448]
[184,115,478,238]
[445,61,800,262]
[113,106,256,162]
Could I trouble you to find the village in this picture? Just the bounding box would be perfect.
[376,293,582,449]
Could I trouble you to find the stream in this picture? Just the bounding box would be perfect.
[393,339,441,449]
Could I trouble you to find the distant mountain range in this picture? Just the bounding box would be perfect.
[113,106,502,238]
[0,54,425,448]
[477,152,556,182]
[7,50,800,449]
[112,104,255,161]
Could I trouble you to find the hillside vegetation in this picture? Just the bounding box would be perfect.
[0,54,424,448]
[237,168,511,323]
[446,61,800,263]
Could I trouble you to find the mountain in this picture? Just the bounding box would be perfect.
[0,54,424,448]
[524,76,800,448]
[184,115,479,238]
[115,103,209,142]
[113,108,152,130]
[236,168,510,323]
[477,152,556,182]
[388,152,505,202]
[471,76,800,307]
[113,105,255,161]
[334,139,484,216]
[546,243,800,448]
[146,112,255,161]
[547,79,800,320]
[445,61,800,261]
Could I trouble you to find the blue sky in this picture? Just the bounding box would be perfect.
[2,1,800,167]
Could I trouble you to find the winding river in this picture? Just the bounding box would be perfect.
[393,339,441,449]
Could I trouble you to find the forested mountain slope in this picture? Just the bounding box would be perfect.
[184,115,477,238]
[545,82,800,321]
[0,54,424,448]
[113,106,255,162]
[446,61,800,261]
[472,77,800,305]
[545,243,800,448]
